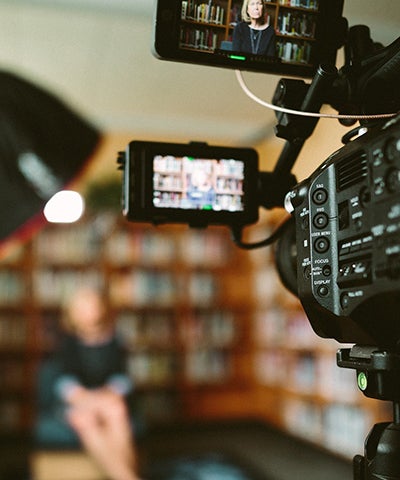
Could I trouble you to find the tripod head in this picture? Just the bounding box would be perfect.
[337,346,400,480]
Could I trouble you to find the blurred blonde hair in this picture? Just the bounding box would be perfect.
[61,285,108,334]
[241,0,267,23]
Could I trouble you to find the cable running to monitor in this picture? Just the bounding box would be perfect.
[235,70,397,121]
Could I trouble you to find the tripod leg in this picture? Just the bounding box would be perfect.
[357,422,400,480]
[353,454,365,480]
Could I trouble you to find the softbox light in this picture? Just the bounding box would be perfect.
[0,70,102,248]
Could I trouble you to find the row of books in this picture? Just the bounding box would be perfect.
[126,349,232,385]
[181,1,226,25]
[116,312,177,347]
[0,401,22,431]
[254,305,344,353]
[282,399,372,459]
[0,361,26,389]
[30,213,232,268]
[109,270,217,307]
[153,190,244,210]
[33,269,103,306]
[153,155,182,173]
[180,26,220,51]
[127,352,178,386]
[0,272,26,305]
[183,311,236,347]
[34,223,101,264]
[154,172,183,191]
[277,0,318,9]
[277,11,316,38]
[277,39,312,63]
[116,311,236,348]
[105,228,231,267]
[153,176,243,194]
[254,349,360,402]
[0,316,27,347]
[185,349,231,383]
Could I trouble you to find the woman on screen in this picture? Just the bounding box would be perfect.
[232,0,276,56]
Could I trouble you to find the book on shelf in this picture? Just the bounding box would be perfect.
[183,310,236,347]
[181,1,225,25]
[0,401,23,431]
[322,403,372,458]
[180,26,220,51]
[277,11,316,38]
[106,229,176,266]
[185,348,231,383]
[33,224,101,264]
[0,272,26,306]
[0,315,27,348]
[0,361,25,390]
[116,311,176,347]
[33,269,103,306]
[276,39,312,63]
[127,352,178,386]
[254,350,288,386]
[278,0,319,9]
[109,270,178,308]
[282,397,322,443]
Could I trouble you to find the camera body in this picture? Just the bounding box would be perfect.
[286,116,400,348]
[118,140,259,228]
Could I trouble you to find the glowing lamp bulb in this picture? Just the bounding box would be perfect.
[44,190,85,223]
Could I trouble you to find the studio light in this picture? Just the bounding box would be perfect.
[0,70,101,249]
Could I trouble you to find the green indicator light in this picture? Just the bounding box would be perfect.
[229,54,246,61]
[358,372,368,391]
[202,205,212,210]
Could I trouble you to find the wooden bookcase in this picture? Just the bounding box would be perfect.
[0,213,255,433]
[179,0,319,66]
[0,211,392,459]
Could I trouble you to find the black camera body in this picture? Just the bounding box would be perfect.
[286,116,400,348]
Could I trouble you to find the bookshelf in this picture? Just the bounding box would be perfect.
[0,210,392,459]
[179,0,320,66]
[0,213,254,433]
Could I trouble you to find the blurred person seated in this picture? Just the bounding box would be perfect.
[34,286,142,480]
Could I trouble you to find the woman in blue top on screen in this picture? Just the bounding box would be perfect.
[232,0,276,56]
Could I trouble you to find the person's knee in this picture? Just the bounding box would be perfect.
[104,396,130,422]
[67,409,96,433]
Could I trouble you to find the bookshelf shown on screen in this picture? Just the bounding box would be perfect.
[178,0,318,66]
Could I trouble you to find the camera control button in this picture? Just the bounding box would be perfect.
[322,265,331,276]
[314,236,330,253]
[317,285,329,297]
[303,265,311,280]
[340,293,350,310]
[313,212,329,229]
[384,137,400,163]
[312,188,328,205]
[386,167,400,193]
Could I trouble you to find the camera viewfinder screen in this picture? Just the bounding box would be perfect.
[179,0,321,68]
[153,155,245,211]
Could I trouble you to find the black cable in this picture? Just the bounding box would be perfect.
[230,215,292,250]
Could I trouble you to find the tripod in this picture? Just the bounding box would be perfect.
[337,346,400,480]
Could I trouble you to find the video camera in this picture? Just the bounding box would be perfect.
[117,1,400,477]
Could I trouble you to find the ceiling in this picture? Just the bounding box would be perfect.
[0,0,399,150]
